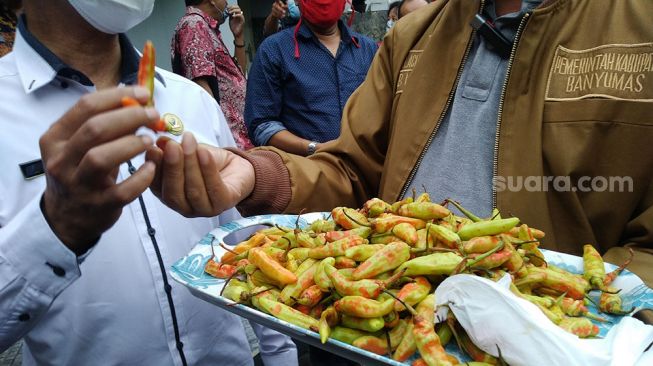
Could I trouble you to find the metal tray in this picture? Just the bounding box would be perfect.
[170,214,653,365]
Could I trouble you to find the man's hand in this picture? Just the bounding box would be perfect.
[270,0,287,21]
[228,4,245,40]
[40,87,159,255]
[147,132,255,218]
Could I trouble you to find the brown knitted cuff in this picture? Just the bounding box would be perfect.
[228,148,292,217]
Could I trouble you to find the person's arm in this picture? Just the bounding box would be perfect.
[227,4,248,73]
[193,77,214,98]
[243,41,289,148]
[267,130,323,156]
[0,87,157,350]
[243,26,398,214]
[175,20,220,91]
[263,1,287,37]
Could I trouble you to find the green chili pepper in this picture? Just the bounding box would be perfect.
[394,252,463,277]
[258,297,319,331]
[397,202,451,220]
[457,217,520,241]
[335,295,395,318]
[341,314,386,332]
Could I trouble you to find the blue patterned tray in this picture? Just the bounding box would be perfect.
[170,214,653,365]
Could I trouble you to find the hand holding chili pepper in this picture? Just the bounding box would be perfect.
[40,87,157,255]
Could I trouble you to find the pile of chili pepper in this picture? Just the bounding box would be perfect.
[206,193,635,366]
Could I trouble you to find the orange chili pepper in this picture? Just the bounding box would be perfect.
[325,227,372,242]
[204,259,237,279]
[558,316,599,338]
[393,277,432,312]
[248,248,297,286]
[296,285,324,307]
[332,207,370,229]
[352,241,410,280]
[221,233,267,264]
[334,256,357,269]
[138,40,156,107]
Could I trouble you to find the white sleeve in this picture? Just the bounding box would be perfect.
[0,194,81,351]
[250,321,299,366]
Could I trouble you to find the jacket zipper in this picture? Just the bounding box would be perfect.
[398,1,485,199]
[492,12,531,209]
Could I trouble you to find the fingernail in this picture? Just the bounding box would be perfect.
[181,132,197,155]
[144,107,158,120]
[134,86,149,99]
[141,135,153,146]
[142,161,155,172]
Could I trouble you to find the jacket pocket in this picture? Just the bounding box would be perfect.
[542,99,652,126]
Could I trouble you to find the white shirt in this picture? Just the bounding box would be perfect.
[0,26,297,366]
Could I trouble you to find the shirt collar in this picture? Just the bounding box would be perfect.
[186,6,219,30]
[296,19,358,46]
[14,14,165,94]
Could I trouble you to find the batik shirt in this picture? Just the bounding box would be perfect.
[0,4,17,57]
[172,6,253,150]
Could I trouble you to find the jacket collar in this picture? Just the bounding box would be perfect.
[14,15,164,94]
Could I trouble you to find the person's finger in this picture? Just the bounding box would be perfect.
[198,146,232,214]
[160,139,192,214]
[65,105,159,165]
[145,144,164,198]
[45,86,150,142]
[105,161,156,208]
[75,134,154,185]
[181,132,212,214]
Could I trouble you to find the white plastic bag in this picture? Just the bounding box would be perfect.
[434,274,653,366]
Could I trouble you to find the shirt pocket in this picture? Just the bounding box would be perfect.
[541,99,653,179]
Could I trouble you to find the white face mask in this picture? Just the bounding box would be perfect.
[68,0,155,34]
[386,19,395,33]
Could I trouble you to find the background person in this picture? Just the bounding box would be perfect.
[244,0,377,156]
[398,0,430,18]
[172,0,253,149]
[0,0,20,56]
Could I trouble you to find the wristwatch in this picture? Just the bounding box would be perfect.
[307,141,318,155]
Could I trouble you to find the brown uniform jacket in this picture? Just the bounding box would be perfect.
[240,0,653,286]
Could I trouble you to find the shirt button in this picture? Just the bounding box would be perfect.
[176,341,184,350]
[52,266,66,277]
[148,227,156,236]
[164,284,172,294]
[46,262,66,277]
[128,165,137,174]
[60,81,69,89]
[18,313,30,322]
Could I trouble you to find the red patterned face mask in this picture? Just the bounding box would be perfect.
[299,0,346,29]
